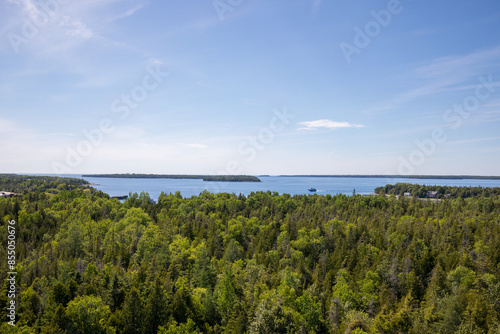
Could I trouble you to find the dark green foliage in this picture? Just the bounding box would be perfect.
[122,287,144,334]
[193,245,216,289]
[144,277,168,334]
[52,282,70,306]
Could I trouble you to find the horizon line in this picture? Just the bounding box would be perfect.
[4,173,500,180]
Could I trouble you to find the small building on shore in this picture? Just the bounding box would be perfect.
[0,191,17,198]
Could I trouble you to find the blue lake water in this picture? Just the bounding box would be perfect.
[67,175,500,201]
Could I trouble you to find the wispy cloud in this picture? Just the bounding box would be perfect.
[415,45,500,80]
[7,0,95,39]
[364,45,500,114]
[3,0,141,55]
[298,119,365,131]
[107,2,148,22]
[447,136,500,145]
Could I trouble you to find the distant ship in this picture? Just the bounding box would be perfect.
[111,195,129,200]
[308,188,317,192]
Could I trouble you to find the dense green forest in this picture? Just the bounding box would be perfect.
[2,176,500,333]
[82,174,261,182]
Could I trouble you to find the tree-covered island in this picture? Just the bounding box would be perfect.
[82,174,261,182]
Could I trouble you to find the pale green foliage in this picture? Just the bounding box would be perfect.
[345,310,372,333]
[448,266,476,292]
[277,266,299,304]
[158,319,198,334]
[0,324,36,333]
[290,227,324,256]
[66,295,114,334]
[359,270,381,310]
[248,294,297,334]
[332,269,360,310]
[137,224,162,262]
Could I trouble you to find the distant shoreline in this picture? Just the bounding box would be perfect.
[80,174,500,181]
[82,174,262,182]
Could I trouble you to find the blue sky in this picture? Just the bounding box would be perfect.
[1,0,500,175]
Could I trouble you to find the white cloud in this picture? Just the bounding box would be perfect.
[298,119,365,131]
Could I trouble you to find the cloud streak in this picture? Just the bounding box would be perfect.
[364,45,500,115]
[414,45,500,80]
[298,119,365,131]
[107,2,147,22]
[3,0,147,55]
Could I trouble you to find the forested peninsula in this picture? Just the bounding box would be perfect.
[0,174,89,193]
[82,174,261,182]
[375,183,500,199]
[1,175,500,333]
[285,174,500,180]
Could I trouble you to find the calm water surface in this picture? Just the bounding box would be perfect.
[73,176,500,201]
